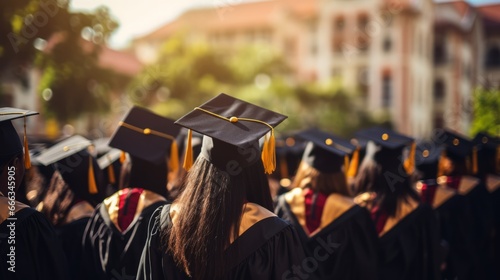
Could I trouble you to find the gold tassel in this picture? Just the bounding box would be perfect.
[183,129,193,171]
[344,154,350,184]
[23,116,31,169]
[108,165,116,184]
[88,156,98,194]
[120,151,127,164]
[404,142,416,175]
[347,148,359,178]
[261,130,276,174]
[437,150,447,178]
[472,146,478,175]
[169,140,179,173]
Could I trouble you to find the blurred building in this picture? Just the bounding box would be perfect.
[133,0,500,139]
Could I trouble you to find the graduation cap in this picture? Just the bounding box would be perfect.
[108,106,181,171]
[415,141,446,179]
[274,135,306,181]
[0,108,38,169]
[36,135,99,195]
[355,127,416,173]
[434,129,477,174]
[472,132,500,175]
[97,148,122,185]
[296,128,358,177]
[175,93,287,174]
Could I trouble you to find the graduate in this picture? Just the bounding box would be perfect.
[82,106,179,280]
[473,132,500,279]
[96,147,123,197]
[35,135,105,280]
[435,130,495,279]
[0,107,69,280]
[275,128,379,280]
[137,93,306,280]
[414,141,477,279]
[354,127,441,280]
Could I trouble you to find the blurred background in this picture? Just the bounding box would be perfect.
[1,0,499,142]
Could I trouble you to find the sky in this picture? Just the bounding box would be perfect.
[70,0,500,50]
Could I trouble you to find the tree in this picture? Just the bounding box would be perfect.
[470,87,500,137]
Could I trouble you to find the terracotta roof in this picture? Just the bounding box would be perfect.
[135,0,317,41]
[476,3,500,24]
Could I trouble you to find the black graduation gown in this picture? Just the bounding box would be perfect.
[378,204,441,280]
[488,175,500,279]
[137,203,306,280]
[82,189,167,280]
[0,201,69,280]
[56,216,91,280]
[274,190,379,280]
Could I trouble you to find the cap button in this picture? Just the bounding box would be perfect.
[422,150,429,158]
[229,116,238,123]
[382,133,389,141]
[453,138,459,146]
[63,146,70,152]
[325,138,333,145]
[482,136,488,144]
[144,128,151,135]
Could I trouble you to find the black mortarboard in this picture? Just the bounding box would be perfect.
[296,128,357,174]
[274,135,306,181]
[0,107,38,168]
[415,141,445,179]
[175,93,287,174]
[435,129,474,160]
[472,132,499,175]
[108,106,181,170]
[355,127,416,173]
[36,135,100,196]
[97,148,122,186]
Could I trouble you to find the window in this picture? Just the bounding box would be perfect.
[434,41,446,65]
[486,46,500,68]
[433,113,444,129]
[433,80,445,103]
[382,75,392,108]
[383,36,392,52]
[358,35,369,53]
[357,14,369,31]
[334,16,345,32]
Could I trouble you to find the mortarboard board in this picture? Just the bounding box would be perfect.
[434,129,477,174]
[0,107,39,169]
[108,106,181,171]
[355,127,416,173]
[415,141,446,179]
[36,135,100,195]
[296,128,358,175]
[175,93,287,174]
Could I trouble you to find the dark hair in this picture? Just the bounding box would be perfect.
[40,170,76,226]
[292,161,350,196]
[128,155,168,197]
[166,156,272,279]
[354,153,419,218]
[0,153,24,195]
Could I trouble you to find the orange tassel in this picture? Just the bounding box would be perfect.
[347,148,360,178]
[108,165,116,184]
[169,140,179,173]
[280,155,289,179]
[88,156,98,194]
[183,129,193,171]
[261,130,276,174]
[404,142,416,175]
[437,150,447,178]
[120,151,126,164]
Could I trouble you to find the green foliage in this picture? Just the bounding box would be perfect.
[470,87,500,137]
[129,35,378,137]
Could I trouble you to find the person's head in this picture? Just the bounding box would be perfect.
[291,129,357,196]
[169,93,286,279]
[472,132,499,179]
[415,141,444,180]
[108,106,181,197]
[0,108,38,195]
[353,128,419,217]
[36,135,105,206]
[434,129,476,177]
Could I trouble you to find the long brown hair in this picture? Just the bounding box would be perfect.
[166,156,272,279]
[292,161,350,196]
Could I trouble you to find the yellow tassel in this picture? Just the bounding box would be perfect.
[437,150,447,178]
[88,156,98,194]
[280,155,289,179]
[261,130,276,174]
[347,148,359,178]
[169,140,179,173]
[23,116,31,169]
[404,142,416,175]
[183,129,193,171]
[472,146,478,175]
[344,154,350,184]
[108,165,116,184]
[120,151,127,164]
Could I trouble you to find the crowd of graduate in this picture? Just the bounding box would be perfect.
[0,93,499,280]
